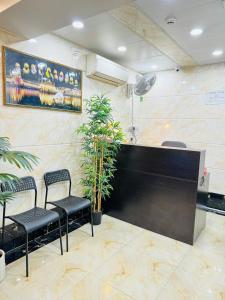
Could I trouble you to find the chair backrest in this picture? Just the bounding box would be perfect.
[1,176,37,223]
[1,176,37,194]
[44,169,71,186]
[44,169,71,204]
[161,141,187,148]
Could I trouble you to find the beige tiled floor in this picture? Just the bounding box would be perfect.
[0,212,224,300]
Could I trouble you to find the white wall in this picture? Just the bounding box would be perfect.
[1,31,225,226]
[0,33,131,223]
[133,63,225,194]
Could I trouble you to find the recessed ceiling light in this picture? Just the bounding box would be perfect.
[29,38,37,43]
[72,20,84,29]
[117,46,127,52]
[151,65,158,70]
[190,28,203,37]
[212,49,223,56]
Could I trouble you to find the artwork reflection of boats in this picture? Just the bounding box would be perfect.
[6,76,40,103]
[39,82,57,106]
[64,88,81,108]
[4,47,82,112]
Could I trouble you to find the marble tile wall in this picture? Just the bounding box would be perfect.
[0,31,224,226]
[133,63,225,194]
[0,33,131,223]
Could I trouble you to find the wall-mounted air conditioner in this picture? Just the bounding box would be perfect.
[86,54,129,86]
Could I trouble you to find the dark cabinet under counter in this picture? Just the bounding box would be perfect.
[106,144,207,245]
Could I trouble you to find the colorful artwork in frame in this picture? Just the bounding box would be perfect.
[2,47,82,113]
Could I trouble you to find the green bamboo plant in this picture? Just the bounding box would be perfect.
[77,95,124,212]
[0,137,38,206]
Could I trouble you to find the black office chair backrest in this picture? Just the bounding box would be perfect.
[44,169,71,187]
[1,176,37,208]
[44,170,72,205]
[161,141,187,148]
[1,176,37,193]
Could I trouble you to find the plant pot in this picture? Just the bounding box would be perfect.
[92,211,102,225]
[0,250,5,282]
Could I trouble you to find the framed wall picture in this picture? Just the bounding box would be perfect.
[2,46,82,113]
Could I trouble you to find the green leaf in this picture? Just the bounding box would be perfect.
[0,191,15,206]
[1,151,39,171]
[76,95,124,208]
[0,137,39,206]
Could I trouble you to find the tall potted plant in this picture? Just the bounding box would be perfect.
[0,137,38,282]
[77,95,124,225]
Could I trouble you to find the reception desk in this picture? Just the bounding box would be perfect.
[106,144,207,245]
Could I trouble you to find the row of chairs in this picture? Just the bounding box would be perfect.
[1,169,94,277]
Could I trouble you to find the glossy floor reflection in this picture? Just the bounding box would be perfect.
[0,212,224,300]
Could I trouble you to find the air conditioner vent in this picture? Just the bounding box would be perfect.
[86,54,128,86]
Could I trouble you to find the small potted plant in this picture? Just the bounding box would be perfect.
[77,95,124,225]
[0,137,38,281]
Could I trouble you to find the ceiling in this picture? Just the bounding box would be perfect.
[1,0,225,72]
[0,0,21,13]
[55,13,178,73]
[0,0,132,38]
[55,0,225,72]
[136,0,225,65]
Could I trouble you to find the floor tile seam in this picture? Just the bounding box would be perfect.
[120,231,192,265]
[47,231,94,252]
[79,226,145,240]
[117,228,149,249]
[88,241,131,278]
[59,272,137,300]
[97,269,171,300]
[60,270,91,294]
[157,244,197,291]
[104,280,137,300]
[154,274,200,300]
[113,228,146,248]
[93,248,178,300]
[49,235,128,279]
[153,247,194,300]
[61,240,129,282]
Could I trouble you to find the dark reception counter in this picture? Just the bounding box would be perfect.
[106,144,208,245]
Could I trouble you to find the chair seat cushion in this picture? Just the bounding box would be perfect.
[50,196,91,215]
[8,207,59,233]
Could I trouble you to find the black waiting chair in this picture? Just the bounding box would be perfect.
[44,169,94,252]
[1,176,63,277]
[161,141,187,148]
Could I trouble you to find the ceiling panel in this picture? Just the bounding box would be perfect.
[0,0,21,13]
[136,0,225,65]
[56,13,142,58]
[135,0,215,18]
[55,12,176,73]
[0,0,133,38]
[125,55,177,73]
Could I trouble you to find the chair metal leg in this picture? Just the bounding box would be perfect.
[26,233,29,277]
[1,218,5,244]
[58,219,63,255]
[66,215,69,252]
[90,208,94,237]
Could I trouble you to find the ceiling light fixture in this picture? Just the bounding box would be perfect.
[190,28,203,37]
[212,49,223,56]
[117,46,127,52]
[151,65,158,70]
[72,20,84,29]
[29,38,37,43]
